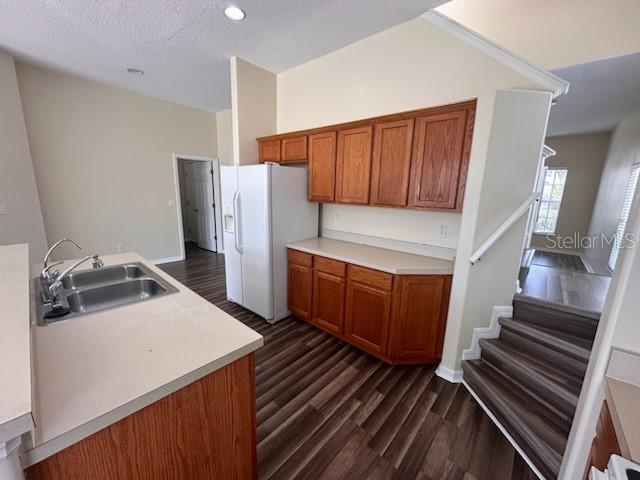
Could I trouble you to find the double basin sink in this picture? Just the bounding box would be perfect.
[36,262,178,325]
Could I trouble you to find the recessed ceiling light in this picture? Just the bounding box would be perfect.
[224,6,245,21]
[126,67,144,75]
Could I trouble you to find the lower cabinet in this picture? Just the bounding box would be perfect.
[344,266,392,357]
[287,250,312,321]
[287,248,452,365]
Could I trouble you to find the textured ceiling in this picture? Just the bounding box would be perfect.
[548,52,640,136]
[0,0,445,112]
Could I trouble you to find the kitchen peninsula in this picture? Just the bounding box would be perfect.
[1,246,262,480]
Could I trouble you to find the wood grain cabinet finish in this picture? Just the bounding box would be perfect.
[370,119,415,206]
[259,139,281,163]
[344,267,393,356]
[287,250,313,321]
[312,270,345,334]
[308,132,337,202]
[256,100,475,210]
[335,126,373,204]
[281,135,308,163]
[25,354,257,480]
[287,249,452,365]
[390,275,451,363]
[408,107,473,210]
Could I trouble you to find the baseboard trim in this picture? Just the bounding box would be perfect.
[462,306,512,361]
[462,380,547,480]
[435,364,463,383]
[152,255,184,265]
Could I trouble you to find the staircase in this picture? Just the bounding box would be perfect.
[462,294,598,479]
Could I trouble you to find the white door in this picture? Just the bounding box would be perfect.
[184,161,217,252]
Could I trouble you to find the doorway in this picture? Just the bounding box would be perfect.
[173,155,223,260]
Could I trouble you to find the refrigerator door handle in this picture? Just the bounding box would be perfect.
[233,190,243,254]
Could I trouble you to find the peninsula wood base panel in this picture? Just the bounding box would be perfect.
[287,249,452,365]
[25,354,257,480]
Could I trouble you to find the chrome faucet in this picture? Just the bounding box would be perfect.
[48,254,104,306]
[41,238,82,282]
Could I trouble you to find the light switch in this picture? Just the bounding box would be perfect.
[168,199,176,208]
[0,204,6,215]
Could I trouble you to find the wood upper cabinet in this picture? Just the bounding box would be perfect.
[312,257,346,334]
[408,107,473,210]
[344,265,392,356]
[287,250,312,321]
[281,135,308,163]
[308,132,337,202]
[259,139,281,163]
[389,275,451,363]
[335,126,373,204]
[370,119,415,207]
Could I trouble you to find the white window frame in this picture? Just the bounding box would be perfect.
[534,167,568,234]
[608,163,640,271]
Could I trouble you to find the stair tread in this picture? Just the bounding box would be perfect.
[480,337,583,400]
[500,317,592,361]
[514,293,601,321]
[464,359,565,478]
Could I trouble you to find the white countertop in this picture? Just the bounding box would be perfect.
[287,237,454,275]
[23,252,263,466]
[0,244,34,443]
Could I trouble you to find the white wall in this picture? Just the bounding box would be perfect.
[0,50,47,259]
[277,17,539,254]
[531,132,609,251]
[441,90,552,372]
[586,104,640,273]
[560,144,640,478]
[437,0,640,70]
[216,109,233,166]
[16,62,217,261]
[231,57,276,165]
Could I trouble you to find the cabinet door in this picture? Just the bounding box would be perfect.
[308,132,337,202]
[312,270,345,334]
[335,126,373,204]
[390,276,451,362]
[408,108,470,210]
[370,119,414,207]
[344,277,392,356]
[281,136,308,163]
[259,139,281,163]
[288,250,312,321]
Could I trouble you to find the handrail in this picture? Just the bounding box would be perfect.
[469,192,540,265]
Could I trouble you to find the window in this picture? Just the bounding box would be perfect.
[535,168,568,234]
[608,164,640,271]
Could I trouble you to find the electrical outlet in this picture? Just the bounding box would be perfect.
[116,244,125,253]
[334,212,343,225]
[0,204,6,215]
[167,199,176,208]
[440,224,448,239]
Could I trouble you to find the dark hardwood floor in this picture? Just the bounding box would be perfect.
[531,251,587,272]
[161,246,536,480]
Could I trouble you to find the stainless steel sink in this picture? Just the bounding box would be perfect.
[61,264,145,289]
[36,262,178,325]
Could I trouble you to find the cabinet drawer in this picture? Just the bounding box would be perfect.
[347,264,392,291]
[287,249,312,267]
[313,256,346,277]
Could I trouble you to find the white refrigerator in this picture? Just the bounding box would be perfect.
[220,164,318,323]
